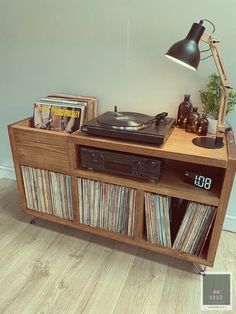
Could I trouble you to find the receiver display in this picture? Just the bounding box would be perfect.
[105,161,132,173]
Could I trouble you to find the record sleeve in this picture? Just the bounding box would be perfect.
[33,102,85,133]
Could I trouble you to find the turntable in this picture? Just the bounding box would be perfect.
[81,109,175,145]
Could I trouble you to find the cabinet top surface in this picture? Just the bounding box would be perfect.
[10,118,235,168]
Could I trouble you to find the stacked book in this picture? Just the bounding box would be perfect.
[172,202,216,255]
[144,192,172,247]
[33,93,97,133]
[78,178,136,237]
[21,166,73,220]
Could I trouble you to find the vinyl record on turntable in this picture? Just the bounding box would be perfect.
[97,111,152,131]
[81,110,176,145]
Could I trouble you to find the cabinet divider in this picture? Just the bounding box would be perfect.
[71,176,79,223]
[134,190,145,241]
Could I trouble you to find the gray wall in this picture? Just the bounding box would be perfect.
[0,0,235,231]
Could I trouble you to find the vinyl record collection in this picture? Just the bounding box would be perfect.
[144,192,172,247]
[33,93,97,133]
[21,166,73,220]
[144,192,216,255]
[78,178,136,237]
[172,202,216,255]
[20,166,216,255]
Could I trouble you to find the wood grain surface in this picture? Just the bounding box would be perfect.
[0,179,235,314]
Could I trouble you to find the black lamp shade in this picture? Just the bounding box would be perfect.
[166,22,206,70]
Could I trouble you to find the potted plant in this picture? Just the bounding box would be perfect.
[199,73,236,133]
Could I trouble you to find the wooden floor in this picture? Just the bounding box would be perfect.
[0,179,235,314]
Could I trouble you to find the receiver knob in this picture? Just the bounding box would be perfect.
[88,152,96,160]
[145,160,157,169]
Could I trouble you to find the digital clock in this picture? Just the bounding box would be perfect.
[184,171,212,190]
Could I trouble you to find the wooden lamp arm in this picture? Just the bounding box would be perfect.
[201,32,232,142]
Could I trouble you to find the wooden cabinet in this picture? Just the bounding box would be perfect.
[8,118,236,268]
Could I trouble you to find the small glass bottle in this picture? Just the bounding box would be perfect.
[176,94,193,128]
[197,113,209,136]
[185,107,201,133]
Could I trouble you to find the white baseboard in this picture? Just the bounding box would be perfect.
[0,165,235,233]
[223,215,236,233]
[0,166,16,180]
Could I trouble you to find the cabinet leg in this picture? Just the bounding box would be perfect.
[193,263,206,275]
[30,217,37,224]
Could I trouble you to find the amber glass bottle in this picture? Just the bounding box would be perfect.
[176,94,193,128]
[186,107,201,133]
[197,113,209,136]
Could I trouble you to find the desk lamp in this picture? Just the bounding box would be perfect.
[165,20,232,149]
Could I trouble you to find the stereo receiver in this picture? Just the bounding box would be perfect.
[80,146,162,182]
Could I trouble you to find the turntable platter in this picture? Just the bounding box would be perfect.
[97,111,152,131]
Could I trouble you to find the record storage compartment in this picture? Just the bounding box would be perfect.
[8,117,236,268]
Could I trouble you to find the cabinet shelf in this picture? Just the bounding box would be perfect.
[18,161,221,206]
[70,167,220,206]
[70,128,228,168]
[8,118,236,268]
